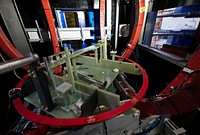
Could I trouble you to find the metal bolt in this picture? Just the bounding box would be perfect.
[133,110,140,118]
[113,68,119,73]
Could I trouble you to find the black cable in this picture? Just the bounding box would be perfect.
[3,88,21,132]
[98,106,108,135]
[4,89,29,134]
[3,97,11,131]
[170,70,200,94]
[103,119,108,135]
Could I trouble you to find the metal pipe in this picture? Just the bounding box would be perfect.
[0,54,39,75]
[43,57,56,88]
[106,0,112,40]
[114,0,120,50]
[35,20,44,43]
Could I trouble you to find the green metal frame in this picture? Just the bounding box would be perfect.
[25,41,141,118]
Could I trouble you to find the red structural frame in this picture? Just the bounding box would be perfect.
[0,26,23,59]
[41,0,62,74]
[136,48,200,118]
[100,0,105,40]
[0,26,29,70]
[0,0,199,128]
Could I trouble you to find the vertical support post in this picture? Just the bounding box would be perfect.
[95,49,98,64]
[114,0,120,50]
[30,67,54,111]
[57,27,64,48]
[143,11,157,46]
[35,20,44,43]
[43,57,56,89]
[64,48,75,92]
[106,0,112,40]
[100,45,103,62]
[103,36,107,60]
[72,58,78,78]
[112,53,115,61]
[55,83,72,107]
[110,51,117,61]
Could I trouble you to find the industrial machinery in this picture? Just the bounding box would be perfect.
[0,41,187,135]
[1,0,200,134]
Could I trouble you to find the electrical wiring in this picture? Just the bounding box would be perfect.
[0,52,6,61]
[133,116,163,135]
[144,69,200,102]
[171,69,199,93]
[13,108,43,134]
[3,94,12,131]
[3,88,22,134]
[13,70,22,80]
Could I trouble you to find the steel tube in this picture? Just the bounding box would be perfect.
[114,0,120,50]
[0,54,39,75]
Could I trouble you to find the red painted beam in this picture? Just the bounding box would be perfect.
[0,26,23,59]
[100,0,105,40]
[41,0,62,74]
[0,26,29,70]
